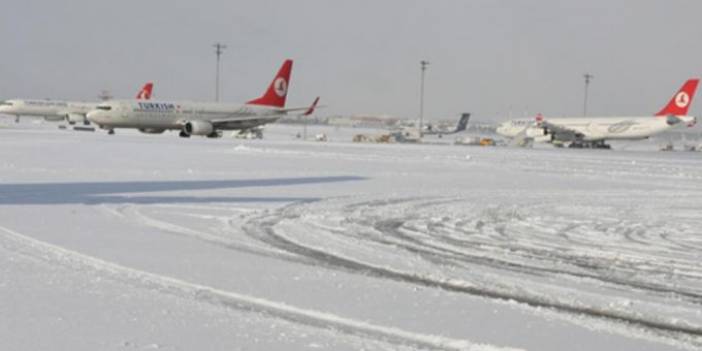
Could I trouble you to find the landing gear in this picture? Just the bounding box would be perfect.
[179,130,190,138]
[586,140,611,149]
[107,129,115,135]
[14,115,19,123]
[206,131,222,138]
[568,140,611,149]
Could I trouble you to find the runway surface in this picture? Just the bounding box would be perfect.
[1,124,701,350]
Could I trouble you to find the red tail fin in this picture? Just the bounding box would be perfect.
[136,82,153,100]
[535,113,544,123]
[246,60,293,108]
[655,79,699,116]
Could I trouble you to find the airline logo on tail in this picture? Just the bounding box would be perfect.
[675,91,690,108]
[274,77,288,98]
[136,82,154,100]
[655,79,699,116]
[247,59,293,108]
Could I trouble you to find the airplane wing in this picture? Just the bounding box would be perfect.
[208,114,280,130]
[276,97,321,116]
[207,97,321,129]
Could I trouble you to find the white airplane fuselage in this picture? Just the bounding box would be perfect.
[497,78,700,146]
[0,99,96,122]
[87,60,306,136]
[87,100,287,132]
[497,115,696,142]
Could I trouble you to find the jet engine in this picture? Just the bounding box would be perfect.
[183,120,214,136]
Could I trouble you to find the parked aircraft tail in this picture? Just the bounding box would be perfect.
[455,113,470,132]
[655,78,699,116]
[136,82,153,100]
[247,59,293,108]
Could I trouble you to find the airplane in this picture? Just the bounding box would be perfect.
[0,83,153,125]
[423,113,471,136]
[86,59,320,137]
[496,78,699,148]
[391,113,470,142]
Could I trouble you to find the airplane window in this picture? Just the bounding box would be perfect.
[96,105,112,111]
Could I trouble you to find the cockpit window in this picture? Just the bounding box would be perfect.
[0,101,13,106]
[96,105,112,111]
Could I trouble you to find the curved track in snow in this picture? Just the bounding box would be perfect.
[0,224,516,351]
[230,194,702,347]
[104,191,702,349]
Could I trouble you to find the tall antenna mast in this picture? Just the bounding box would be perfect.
[583,73,594,116]
[213,42,227,102]
[419,60,430,139]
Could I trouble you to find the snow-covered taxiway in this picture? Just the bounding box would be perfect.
[1,123,701,350]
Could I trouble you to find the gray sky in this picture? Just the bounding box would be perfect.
[1,0,701,121]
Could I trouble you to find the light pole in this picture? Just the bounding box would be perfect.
[583,73,594,116]
[419,60,430,138]
[303,115,308,141]
[213,43,227,102]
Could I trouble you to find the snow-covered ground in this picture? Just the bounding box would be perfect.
[1,123,701,350]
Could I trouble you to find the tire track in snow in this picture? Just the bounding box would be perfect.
[240,201,702,345]
[100,204,314,267]
[0,225,518,351]
[359,198,702,297]
[309,197,702,305]
[378,217,702,304]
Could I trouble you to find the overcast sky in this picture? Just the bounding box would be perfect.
[1,0,701,121]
